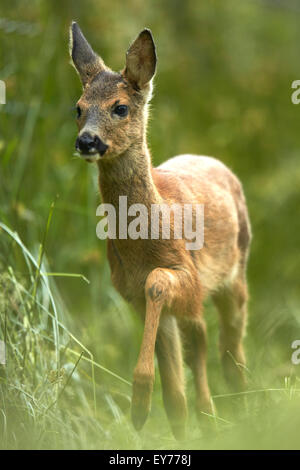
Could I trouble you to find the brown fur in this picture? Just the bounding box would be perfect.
[70,23,252,439]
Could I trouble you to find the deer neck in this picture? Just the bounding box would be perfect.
[97,140,160,209]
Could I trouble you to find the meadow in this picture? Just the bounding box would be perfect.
[1,0,300,449]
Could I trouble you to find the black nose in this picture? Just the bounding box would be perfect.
[76,132,108,156]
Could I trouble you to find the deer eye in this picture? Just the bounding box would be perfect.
[113,104,128,117]
[76,106,81,119]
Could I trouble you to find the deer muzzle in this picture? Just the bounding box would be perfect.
[76,132,108,158]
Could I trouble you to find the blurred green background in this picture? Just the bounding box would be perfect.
[1,0,300,450]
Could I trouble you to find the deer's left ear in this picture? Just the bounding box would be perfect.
[69,21,106,87]
[123,29,157,90]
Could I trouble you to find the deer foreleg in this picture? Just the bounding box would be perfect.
[131,267,193,431]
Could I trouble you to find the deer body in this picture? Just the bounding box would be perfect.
[70,23,251,439]
[102,154,244,307]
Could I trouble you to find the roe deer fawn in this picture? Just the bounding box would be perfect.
[69,22,251,439]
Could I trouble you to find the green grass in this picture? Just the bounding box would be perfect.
[1,0,300,450]
[1,219,300,450]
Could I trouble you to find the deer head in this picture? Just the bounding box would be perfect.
[70,22,157,162]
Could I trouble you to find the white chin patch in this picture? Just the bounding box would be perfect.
[81,153,100,163]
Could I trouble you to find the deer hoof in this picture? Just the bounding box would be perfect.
[131,375,153,431]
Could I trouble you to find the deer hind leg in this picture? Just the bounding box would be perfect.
[179,317,213,423]
[131,267,193,433]
[213,275,248,391]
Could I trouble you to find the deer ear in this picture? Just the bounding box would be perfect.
[124,29,157,90]
[69,21,106,86]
